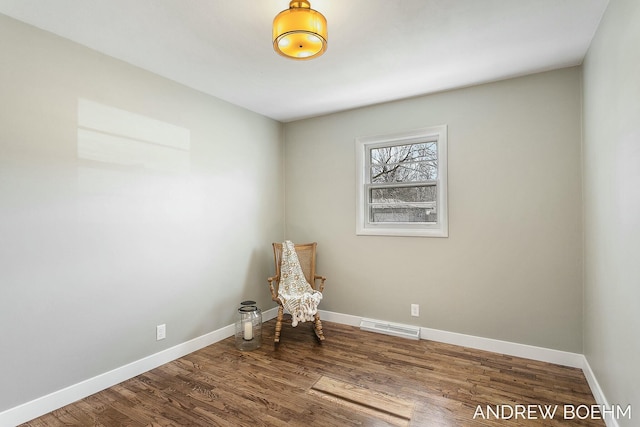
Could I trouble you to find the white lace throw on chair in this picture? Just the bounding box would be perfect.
[278,240,323,327]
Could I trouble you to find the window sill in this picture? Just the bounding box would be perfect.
[356,226,448,238]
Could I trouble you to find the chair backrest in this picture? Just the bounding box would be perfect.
[272,242,318,289]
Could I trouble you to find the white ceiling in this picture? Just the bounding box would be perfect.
[0,0,609,122]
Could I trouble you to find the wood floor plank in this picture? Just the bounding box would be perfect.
[20,319,605,427]
[311,375,414,419]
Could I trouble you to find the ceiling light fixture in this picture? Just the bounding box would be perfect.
[273,0,327,60]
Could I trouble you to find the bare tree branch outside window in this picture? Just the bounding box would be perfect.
[369,142,438,223]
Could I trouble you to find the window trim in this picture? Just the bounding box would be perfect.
[355,125,448,237]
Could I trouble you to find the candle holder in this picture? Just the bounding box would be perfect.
[235,300,262,351]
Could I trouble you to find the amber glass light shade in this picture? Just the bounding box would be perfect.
[273,0,327,60]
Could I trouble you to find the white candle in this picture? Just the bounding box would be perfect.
[243,321,253,340]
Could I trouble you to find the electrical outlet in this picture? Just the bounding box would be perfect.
[156,324,166,341]
[411,304,420,317]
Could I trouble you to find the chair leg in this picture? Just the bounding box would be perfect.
[313,312,325,341]
[274,305,284,343]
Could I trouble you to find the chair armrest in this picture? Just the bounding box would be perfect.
[267,274,280,302]
[313,274,327,293]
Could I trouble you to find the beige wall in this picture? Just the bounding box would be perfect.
[582,0,640,423]
[284,68,584,352]
[0,15,284,411]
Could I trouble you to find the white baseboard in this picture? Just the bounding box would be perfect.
[320,309,361,326]
[0,307,278,427]
[419,325,585,368]
[1,308,613,427]
[321,310,584,367]
[582,357,620,427]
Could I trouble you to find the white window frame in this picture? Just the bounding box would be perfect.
[355,125,448,237]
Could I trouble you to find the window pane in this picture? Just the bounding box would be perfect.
[370,185,436,203]
[370,142,436,165]
[370,142,437,183]
[370,163,437,183]
[370,206,437,223]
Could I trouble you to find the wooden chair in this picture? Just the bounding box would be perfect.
[267,242,326,344]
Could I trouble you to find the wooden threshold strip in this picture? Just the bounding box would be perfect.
[310,376,414,423]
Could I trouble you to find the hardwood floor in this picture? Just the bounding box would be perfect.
[22,319,604,426]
